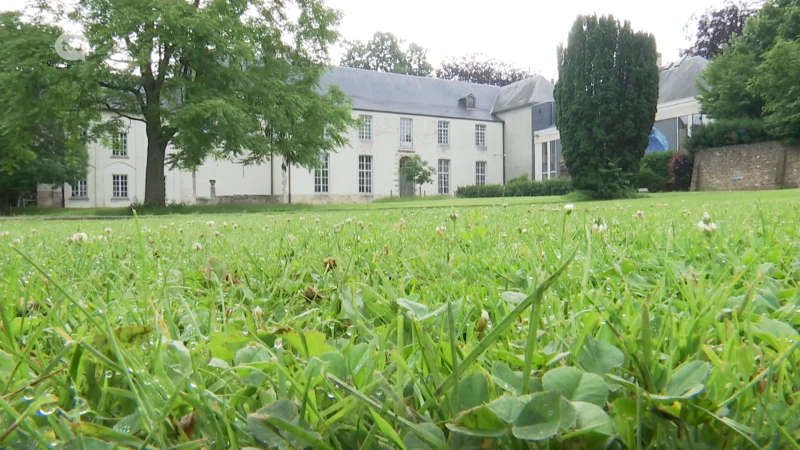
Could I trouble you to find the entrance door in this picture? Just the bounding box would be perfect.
[399,157,414,197]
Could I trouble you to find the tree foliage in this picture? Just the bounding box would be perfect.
[699,0,800,139]
[400,154,435,195]
[0,11,98,211]
[340,31,433,76]
[436,53,534,86]
[554,14,660,198]
[36,0,355,207]
[681,1,759,59]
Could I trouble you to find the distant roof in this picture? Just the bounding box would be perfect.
[319,66,502,122]
[492,76,555,114]
[658,56,709,104]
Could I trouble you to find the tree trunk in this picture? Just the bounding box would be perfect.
[144,128,168,207]
[0,190,10,216]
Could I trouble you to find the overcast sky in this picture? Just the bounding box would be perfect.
[3,0,724,79]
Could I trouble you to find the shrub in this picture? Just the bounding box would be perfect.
[636,151,675,192]
[669,152,694,191]
[508,174,530,185]
[456,178,572,198]
[686,118,774,152]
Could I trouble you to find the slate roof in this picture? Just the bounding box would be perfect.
[658,55,709,104]
[319,66,503,122]
[492,76,555,114]
[319,57,708,122]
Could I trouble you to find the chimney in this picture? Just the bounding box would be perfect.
[657,52,662,68]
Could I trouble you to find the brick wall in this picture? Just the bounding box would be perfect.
[691,142,800,191]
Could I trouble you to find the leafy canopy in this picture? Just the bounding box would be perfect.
[554,14,660,198]
[436,53,535,87]
[340,31,433,77]
[0,11,98,210]
[698,0,800,139]
[681,0,759,59]
[40,0,356,207]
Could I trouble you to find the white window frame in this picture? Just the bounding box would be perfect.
[437,121,449,145]
[112,132,128,157]
[314,153,329,193]
[358,155,372,194]
[112,174,128,198]
[475,161,486,185]
[475,124,486,147]
[400,118,413,147]
[541,142,558,180]
[438,159,450,195]
[358,115,372,140]
[71,180,88,198]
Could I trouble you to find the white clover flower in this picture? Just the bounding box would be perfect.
[483,215,489,220]
[399,217,407,228]
[206,221,215,228]
[104,227,113,235]
[69,232,89,244]
[564,204,575,214]
[232,223,240,229]
[315,218,320,223]
[449,211,459,221]
[702,211,712,222]
[192,242,203,251]
[12,238,21,245]
[160,225,168,230]
[502,203,508,209]
[319,230,325,238]
[178,228,184,233]
[30,229,37,234]
[634,210,644,219]
[299,217,305,221]
[222,222,229,228]
[499,232,507,239]
[214,231,221,237]
[345,217,353,224]
[0,231,10,237]
[435,225,447,235]
[286,234,297,242]
[95,235,107,242]
[254,306,264,316]
[357,220,365,229]
[592,218,608,235]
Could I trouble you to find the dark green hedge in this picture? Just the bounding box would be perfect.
[686,118,774,152]
[456,178,573,198]
[636,151,675,192]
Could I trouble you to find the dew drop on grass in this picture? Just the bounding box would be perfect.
[37,405,56,416]
[105,370,113,379]
[189,383,198,389]
[327,392,335,399]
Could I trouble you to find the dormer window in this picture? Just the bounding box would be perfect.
[460,93,476,110]
[465,94,476,109]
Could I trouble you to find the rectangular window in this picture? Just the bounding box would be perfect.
[71,180,87,198]
[112,132,128,157]
[358,155,372,194]
[438,121,449,145]
[400,118,413,147]
[359,115,372,140]
[475,124,486,147]
[112,174,128,198]
[314,153,329,193]
[438,159,450,194]
[549,140,557,177]
[475,161,486,185]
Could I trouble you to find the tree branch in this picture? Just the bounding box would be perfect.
[103,102,146,123]
[98,81,147,111]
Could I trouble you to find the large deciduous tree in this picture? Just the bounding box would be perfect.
[699,0,800,138]
[0,11,97,212]
[681,0,760,59]
[554,14,660,198]
[436,53,534,86]
[340,31,433,76]
[40,0,355,207]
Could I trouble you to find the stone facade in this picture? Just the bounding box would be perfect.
[691,141,800,191]
[36,186,64,208]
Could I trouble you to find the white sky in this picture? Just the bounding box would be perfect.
[3,0,723,79]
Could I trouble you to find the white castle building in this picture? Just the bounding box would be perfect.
[37,56,709,207]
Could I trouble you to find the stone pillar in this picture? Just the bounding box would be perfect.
[209,180,217,204]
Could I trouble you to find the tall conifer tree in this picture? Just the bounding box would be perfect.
[554,15,660,197]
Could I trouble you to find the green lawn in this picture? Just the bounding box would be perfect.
[0,189,799,448]
[5,188,799,219]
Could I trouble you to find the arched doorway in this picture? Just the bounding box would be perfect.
[399,157,414,197]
